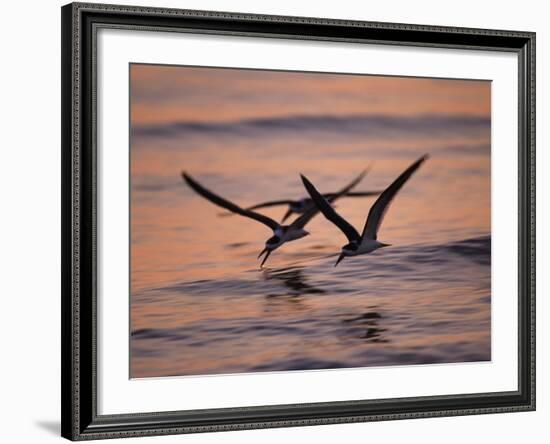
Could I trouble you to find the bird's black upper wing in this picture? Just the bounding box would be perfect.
[245,199,295,211]
[361,154,428,240]
[182,172,279,230]
[292,169,368,230]
[299,174,362,242]
[323,190,382,199]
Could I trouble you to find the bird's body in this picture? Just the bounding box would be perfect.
[274,226,310,245]
[288,199,310,215]
[301,155,428,266]
[182,168,368,267]
[342,239,388,256]
[262,226,310,254]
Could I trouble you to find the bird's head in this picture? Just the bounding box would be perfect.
[335,242,359,266]
[266,234,282,249]
[258,235,281,268]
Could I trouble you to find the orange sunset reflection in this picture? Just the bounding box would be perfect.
[130,64,491,378]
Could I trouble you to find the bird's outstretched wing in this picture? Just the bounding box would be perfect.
[245,199,295,211]
[324,190,382,199]
[224,191,380,220]
[299,175,362,242]
[182,172,279,231]
[361,154,428,240]
[217,199,296,218]
[292,168,368,230]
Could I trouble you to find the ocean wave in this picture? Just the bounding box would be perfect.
[131,235,491,376]
[132,113,490,139]
[444,235,490,265]
[133,235,490,300]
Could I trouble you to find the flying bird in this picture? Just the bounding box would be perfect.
[301,155,428,266]
[182,168,369,267]
[220,190,382,223]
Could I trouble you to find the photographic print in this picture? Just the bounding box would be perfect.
[130,64,491,378]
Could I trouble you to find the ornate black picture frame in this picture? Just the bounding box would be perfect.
[61,2,535,440]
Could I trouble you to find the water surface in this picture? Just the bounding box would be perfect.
[130,65,491,378]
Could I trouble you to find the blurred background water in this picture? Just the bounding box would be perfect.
[130,65,491,378]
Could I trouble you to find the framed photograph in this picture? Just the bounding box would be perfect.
[61,2,535,440]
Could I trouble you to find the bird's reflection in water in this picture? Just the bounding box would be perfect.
[341,309,389,343]
[262,266,326,298]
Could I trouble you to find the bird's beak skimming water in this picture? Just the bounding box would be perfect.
[335,253,346,267]
[258,248,272,268]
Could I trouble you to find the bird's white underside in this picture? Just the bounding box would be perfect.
[271,227,309,248]
[345,238,386,256]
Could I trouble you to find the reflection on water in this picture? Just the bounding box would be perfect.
[130,65,491,378]
[262,267,326,296]
[341,310,388,343]
[131,236,491,377]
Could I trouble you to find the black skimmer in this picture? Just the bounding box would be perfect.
[301,155,428,266]
[232,190,383,223]
[182,168,369,267]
